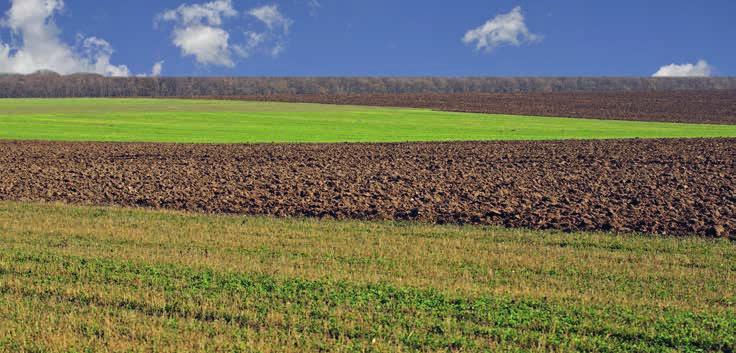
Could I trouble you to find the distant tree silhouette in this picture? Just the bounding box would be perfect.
[0,73,735,98]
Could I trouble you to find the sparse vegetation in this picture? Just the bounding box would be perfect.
[1,201,734,352]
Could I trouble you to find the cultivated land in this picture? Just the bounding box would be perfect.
[1,97,735,351]
[1,139,734,237]
[2,98,736,143]
[1,202,734,352]
[236,90,736,125]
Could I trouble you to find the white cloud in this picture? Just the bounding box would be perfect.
[233,31,264,57]
[462,6,541,52]
[157,0,237,67]
[652,60,713,77]
[173,25,233,67]
[158,1,293,65]
[245,4,292,57]
[159,0,236,27]
[151,60,164,76]
[248,5,291,33]
[81,37,130,77]
[0,0,131,76]
[246,31,266,48]
[136,60,165,77]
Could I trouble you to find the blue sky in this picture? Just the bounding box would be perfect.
[0,0,734,77]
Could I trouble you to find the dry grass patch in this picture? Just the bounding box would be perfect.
[0,201,734,352]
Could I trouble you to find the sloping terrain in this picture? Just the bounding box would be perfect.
[233,90,736,124]
[3,98,736,143]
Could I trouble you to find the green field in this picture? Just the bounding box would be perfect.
[2,98,735,351]
[1,98,735,143]
[1,202,734,352]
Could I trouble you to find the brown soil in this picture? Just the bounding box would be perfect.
[219,90,736,125]
[1,139,733,237]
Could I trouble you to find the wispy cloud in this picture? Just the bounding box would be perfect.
[462,6,541,52]
[652,60,713,77]
[307,0,321,17]
[245,4,292,57]
[249,5,292,34]
[157,1,293,66]
[151,61,164,77]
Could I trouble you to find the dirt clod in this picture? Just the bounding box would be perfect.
[0,139,734,237]
[707,225,726,237]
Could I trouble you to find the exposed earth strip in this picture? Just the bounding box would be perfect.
[1,139,733,237]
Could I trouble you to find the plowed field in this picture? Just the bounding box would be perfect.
[231,90,736,124]
[1,139,733,237]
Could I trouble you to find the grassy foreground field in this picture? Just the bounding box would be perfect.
[1,98,736,142]
[0,202,734,352]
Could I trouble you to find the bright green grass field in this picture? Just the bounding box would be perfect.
[1,98,735,143]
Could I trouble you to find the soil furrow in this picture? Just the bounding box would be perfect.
[1,139,734,237]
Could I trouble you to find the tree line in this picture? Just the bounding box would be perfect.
[0,72,735,97]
